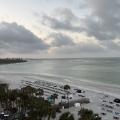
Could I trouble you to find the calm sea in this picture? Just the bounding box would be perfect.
[0,57,120,85]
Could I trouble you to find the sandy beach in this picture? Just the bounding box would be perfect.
[0,72,120,120]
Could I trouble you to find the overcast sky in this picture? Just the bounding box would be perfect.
[0,0,120,58]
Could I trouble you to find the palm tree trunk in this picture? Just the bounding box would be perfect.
[67,92,70,108]
[48,114,51,120]
[68,97,69,108]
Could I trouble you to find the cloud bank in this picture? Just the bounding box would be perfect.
[1,0,120,57]
[0,22,50,55]
[48,32,75,47]
[39,0,120,41]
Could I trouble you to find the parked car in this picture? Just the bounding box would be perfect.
[102,108,107,111]
[115,112,120,115]
[114,98,120,103]
[109,101,114,104]
[107,109,114,113]
[116,104,120,106]
[101,103,106,106]
[101,112,106,115]
[76,89,81,93]
[113,116,119,119]
[61,96,66,99]
[103,99,107,102]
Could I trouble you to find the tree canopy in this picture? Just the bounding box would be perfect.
[0,58,27,64]
[0,84,58,120]
[78,108,101,120]
[59,112,75,120]
[64,85,70,90]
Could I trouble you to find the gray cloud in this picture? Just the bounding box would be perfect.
[37,0,120,41]
[38,8,84,32]
[99,41,120,50]
[0,22,50,54]
[53,42,106,54]
[48,33,75,47]
[31,0,120,57]
[81,0,120,40]
[79,4,88,9]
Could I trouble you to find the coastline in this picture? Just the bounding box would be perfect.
[0,72,120,98]
[0,72,120,120]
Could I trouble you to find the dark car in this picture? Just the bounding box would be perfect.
[116,104,120,106]
[61,96,66,99]
[101,112,106,115]
[114,98,120,103]
[76,89,81,93]
[113,116,119,119]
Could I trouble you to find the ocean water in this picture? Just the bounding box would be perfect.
[0,57,120,85]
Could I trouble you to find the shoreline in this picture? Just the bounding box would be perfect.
[0,72,120,98]
[0,72,120,120]
[0,71,120,87]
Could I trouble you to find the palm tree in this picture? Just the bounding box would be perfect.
[0,84,5,92]
[59,112,75,120]
[18,90,29,113]
[64,85,70,91]
[3,90,11,114]
[0,84,59,120]
[51,93,58,104]
[64,85,70,107]
[0,84,6,105]
[16,98,22,114]
[47,107,56,120]
[35,88,44,97]
[9,89,18,107]
[10,107,18,116]
[29,110,39,120]
[28,97,56,120]
[78,108,101,120]
[23,85,36,96]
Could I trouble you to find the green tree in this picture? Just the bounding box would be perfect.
[64,85,70,107]
[78,108,101,120]
[51,93,58,104]
[64,85,70,90]
[18,90,29,113]
[0,83,58,120]
[23,85,36,96]
[16,98,23,114]
[59,112,75,120]
[35,88,44,97]
[0,84,7,105]
[3,90,11,114]
[47,107,56,120]
[9,89,18,107]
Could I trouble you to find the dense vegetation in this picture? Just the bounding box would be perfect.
[0,58,27,64]
[58,108,102,120]
[0,84,101,120]
[78,108,101,120]
[0,84,58,120]
[59,112,75,120]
